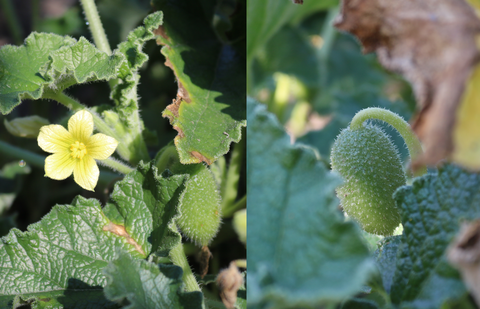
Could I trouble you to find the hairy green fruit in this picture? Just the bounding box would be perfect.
[155,144,222,246]
[331,124,406,236]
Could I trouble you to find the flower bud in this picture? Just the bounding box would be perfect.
[4,116,50,138]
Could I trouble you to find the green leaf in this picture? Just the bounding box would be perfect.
[0,33,75,114]
[246,0,337,62]
[390,164,480,308]
[0,162,186,308]
[102,161,186,257]
[374,236,401,294]
[247,98,375,308]
[0,33,125,115]
[154,0,246,164]
[107,11,164,164]
[103,251,204,309]
[47,37,125,90]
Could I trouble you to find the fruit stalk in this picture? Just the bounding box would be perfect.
[350,107,427,176]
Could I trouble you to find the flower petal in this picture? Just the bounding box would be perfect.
[73,155,99,192]
[38,125,74,153]
[44,152,75,180]
[87,133,118,160]
[68,110,93,141]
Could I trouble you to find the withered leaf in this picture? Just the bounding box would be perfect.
[335,0,480,168]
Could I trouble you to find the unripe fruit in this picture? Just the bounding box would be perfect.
[331,124,406,236]
[155,144,222,246]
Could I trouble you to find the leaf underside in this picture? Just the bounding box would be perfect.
[247,98,374,308]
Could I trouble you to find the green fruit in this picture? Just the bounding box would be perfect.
[155,144,222,246]
[331,124,406,235]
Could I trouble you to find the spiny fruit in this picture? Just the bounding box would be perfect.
[331,124,406,236]
[155,144,222,246]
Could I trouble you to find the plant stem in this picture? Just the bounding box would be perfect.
[0,140,45,168]
[79,0,112,55]
[44,92,132,161]
[223,195,246,218]
[98,158,134,175]
[0,0,23,45]
[221,132,245,216]
[79,0,119,90]
[0,140,120,185]
[169,240,201,292]
[350,107,427,176]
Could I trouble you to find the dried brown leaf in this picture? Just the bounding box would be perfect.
[217,261,243,309]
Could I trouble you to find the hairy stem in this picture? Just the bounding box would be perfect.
[0,140,120,185]
[223,195,246,218]
[350,107,427,176]
[43,92,132,161]
[169,240,201,292]
[79,0,112,55]
[98,158,134,175]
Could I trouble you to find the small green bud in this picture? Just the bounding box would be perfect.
[155,144,222,246]
[4,116,49,138]
[331,124,406,236]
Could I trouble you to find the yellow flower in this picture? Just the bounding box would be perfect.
[37,110,118,191]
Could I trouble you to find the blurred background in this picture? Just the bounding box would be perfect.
[248,0,417,167]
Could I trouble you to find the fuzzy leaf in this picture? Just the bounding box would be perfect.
[48,37,124,90]
[0,33,75,114]
[0,33,124,115]
[0,162,186,308]
[390,164,480,308]
[154,0,246,164]
[374,236,401,294]
[247,98,374,308]
[107,11,164,164]
[103,251,204,309]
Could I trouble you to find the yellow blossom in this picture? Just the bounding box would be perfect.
[37,110,118,191]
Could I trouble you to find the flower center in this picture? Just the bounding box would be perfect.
[70,141,87,159]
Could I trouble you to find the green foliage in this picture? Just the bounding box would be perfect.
[103,251,204,309]
[331,125,405,236]
[0,33,76,114]
[104,11,165,164]
[154,0,246,165]
[155,144,222,246]
[247,98,375,308]
[390,164,480,308]
[0,2,245,307]
[0,162,185,308]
